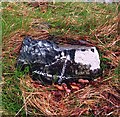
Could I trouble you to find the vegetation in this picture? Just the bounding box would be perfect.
[2,2,120,116]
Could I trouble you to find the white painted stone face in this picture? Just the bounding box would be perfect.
[74,47,100,70]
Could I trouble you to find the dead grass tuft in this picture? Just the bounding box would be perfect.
[18,75,120,116]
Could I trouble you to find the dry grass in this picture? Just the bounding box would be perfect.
[2,2,120,116]
[18,75,119,116]
[9,16,119,116]
[92,15,120,67]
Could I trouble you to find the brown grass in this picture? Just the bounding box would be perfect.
[18,75,119,116]
[3,15,120,116]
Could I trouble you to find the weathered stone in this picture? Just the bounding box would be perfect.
[16,36,102,85]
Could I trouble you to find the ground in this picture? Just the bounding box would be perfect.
[2,2,120,116]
